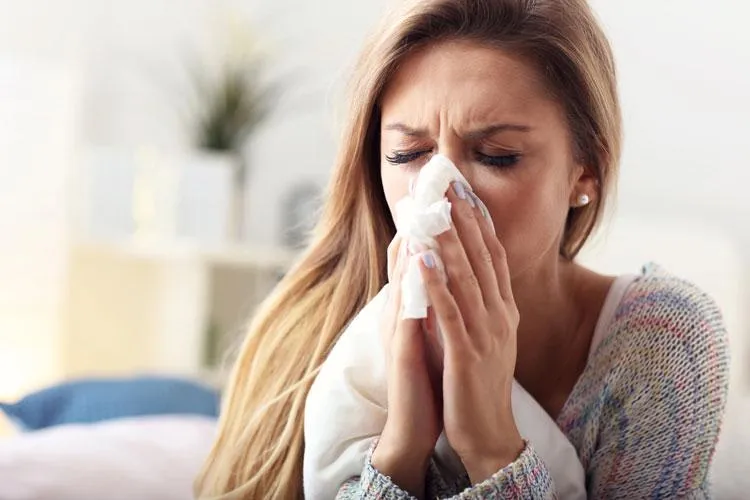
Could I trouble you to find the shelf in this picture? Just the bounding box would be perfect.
[72,238,299,270]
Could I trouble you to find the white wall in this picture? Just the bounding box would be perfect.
[1,0,747,241]
[0,0,392,245]
[229,0,391,244]
[0,0,389,399]
[593,0,750,210]
[244,0,750,247]
[588,0,750,388]
[0,0,748,386]
[0,57,81,398]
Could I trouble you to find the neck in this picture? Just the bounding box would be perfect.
[511,256,585,364]
[510,253,615,418]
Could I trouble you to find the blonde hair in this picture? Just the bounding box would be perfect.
[195,0,621,498]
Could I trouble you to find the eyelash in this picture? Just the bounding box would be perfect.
[385,150,431,165]
[475,152,521,168]
[385,150,521,169]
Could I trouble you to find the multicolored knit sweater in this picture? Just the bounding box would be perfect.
[335,265,730,499]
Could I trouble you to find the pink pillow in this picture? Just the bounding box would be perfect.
[0,415,215,500]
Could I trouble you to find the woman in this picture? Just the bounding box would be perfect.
[196,0,730,498]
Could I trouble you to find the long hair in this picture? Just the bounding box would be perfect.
[195,0,621,498]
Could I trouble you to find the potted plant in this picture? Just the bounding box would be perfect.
[181,21,277,243]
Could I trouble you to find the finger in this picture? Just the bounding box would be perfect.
[423,325,444,408]
[423,308,444,373]
[390,316,422,366]
[470,197,515,304]
[419,251,469,352]
[434,191,484,330]
[390,282,427,373]
[435,225,484,330]
[445,182,502,309]
[387,235,403,283]
[383,239,408,346]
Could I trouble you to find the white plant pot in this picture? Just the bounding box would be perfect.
[79,148,239,247]
[80,147,181,243]
[176,151,236,247]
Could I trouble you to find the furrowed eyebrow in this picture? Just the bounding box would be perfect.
[383,122,531,139]
[383,123,430,137]
[464,123,531,140]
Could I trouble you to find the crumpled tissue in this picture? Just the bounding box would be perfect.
[394,154,493,319]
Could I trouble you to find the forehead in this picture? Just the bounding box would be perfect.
[380,40,558,127]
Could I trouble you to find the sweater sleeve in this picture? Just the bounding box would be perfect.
[585,276,730,498]
[335,441,557,499]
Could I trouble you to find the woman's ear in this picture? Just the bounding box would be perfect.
[568,164,598,208]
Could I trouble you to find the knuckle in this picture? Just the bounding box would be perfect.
[424,267,442,285]
[444,265,458,282]
[494,325,510,342]
[450,344,480,367]
[448,268,480,291]
[435,227,457,247]
[479,248,493,266]
[490,239,507,261]
[443,307,462,325]
[458,203,475,221]
[465,271,480,290]
[508,305,520,326]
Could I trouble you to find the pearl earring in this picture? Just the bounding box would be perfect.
[577,194,590,207]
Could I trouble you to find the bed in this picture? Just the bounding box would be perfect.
[0,392,747,499]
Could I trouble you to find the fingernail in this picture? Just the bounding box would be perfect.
[466,191,477,208]
[452,181,467,200]
[422,252,436,269]
[471,193,487,217]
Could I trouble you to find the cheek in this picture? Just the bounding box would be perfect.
[522,180,569,228]
[480,177,570,268]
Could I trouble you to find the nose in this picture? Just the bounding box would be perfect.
[433,141,474,188]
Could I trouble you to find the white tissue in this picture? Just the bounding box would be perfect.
[394,154,492,319]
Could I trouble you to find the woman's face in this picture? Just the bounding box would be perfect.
[379,40,595,279]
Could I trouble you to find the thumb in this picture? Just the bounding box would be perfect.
[391,316,424,365]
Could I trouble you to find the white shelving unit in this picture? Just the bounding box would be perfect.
[63,239,297,386]
[0,56,302,403]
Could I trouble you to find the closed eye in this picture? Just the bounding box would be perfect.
[385,149,432,165]
[476,152,521,169]
[385,150,520,168]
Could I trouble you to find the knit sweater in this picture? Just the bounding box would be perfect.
[335,265,730,499]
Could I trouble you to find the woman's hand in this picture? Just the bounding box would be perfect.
[371,236,443,498]
[420,181,525,484]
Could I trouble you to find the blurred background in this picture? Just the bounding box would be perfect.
[0,0,748,441]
